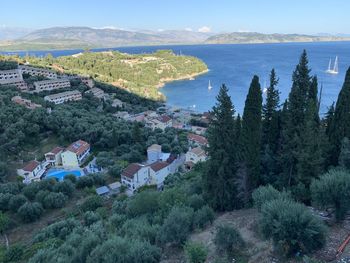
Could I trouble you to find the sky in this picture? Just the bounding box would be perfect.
[1,0,350,34]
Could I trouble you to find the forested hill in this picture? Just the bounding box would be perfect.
[206,32,350,44]
[19,50,208,100]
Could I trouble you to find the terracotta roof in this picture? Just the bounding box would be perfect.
[190,147,206,157]
[22,160,40,172]
[187,133,208,145]
[66,140,90,155]
[122,163,143,178]
[47,146,64,155]
[150,161,169,172]
[159,115,171,123]
[147,144,162,152]
[166,154,177,164]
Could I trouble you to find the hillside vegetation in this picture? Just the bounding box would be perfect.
[20,50,208,100]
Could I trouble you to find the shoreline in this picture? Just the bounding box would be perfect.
[156,68,209,89]
[2,40,350,53]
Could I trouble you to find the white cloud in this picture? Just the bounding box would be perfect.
[185,27,193,32]
[93,26,119,30]
[198,26,211,33]
[157,28,164,32]
[238,29,251,33]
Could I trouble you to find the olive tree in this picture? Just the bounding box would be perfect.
[260,199,326,256]
[311,169,350,221]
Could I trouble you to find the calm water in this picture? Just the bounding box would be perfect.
[2,42,350,114]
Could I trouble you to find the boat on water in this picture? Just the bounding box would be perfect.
[208,80,212,90]
[326,56,339,74]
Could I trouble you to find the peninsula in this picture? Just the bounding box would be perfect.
[5,50,208,100]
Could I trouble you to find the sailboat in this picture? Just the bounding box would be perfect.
[326,56,339,74]
[208,80,213,90]
[262,80,268,94]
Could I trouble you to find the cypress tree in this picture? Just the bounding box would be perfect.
[297,76,324,192]
[328,67,350,164]
[203,84,240,211]
[242,75,263,191]
[279,50,312,186]
[262,68,280,151]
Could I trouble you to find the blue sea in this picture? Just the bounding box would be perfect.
[2,42,350,114]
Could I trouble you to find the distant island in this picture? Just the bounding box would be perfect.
[205,32,350,44]
[0,26,350,51]
[6,50,208,100]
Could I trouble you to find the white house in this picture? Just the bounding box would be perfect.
[145,115,172,130]
[149,161,170,189]
[185,147,207,168]
[44,146,64,166]
[61,140,90,167]
[17,160,46,183]
[121,163,150,192]
[147,144,162,163]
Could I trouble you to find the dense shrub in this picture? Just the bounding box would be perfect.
[158,206,194,245]
[214,224,245,254]
[86,236,161,263]
[184,242,208,263]
[193,205,215,229]
[34,218,80,242]
[64,174,77,183]
[119,217,160,244]
[76,176,94,189]
[260,199,326,256]
[3,244,24,263]
[0,193,13,211]
[17,202,44,222]
[80,196,103,212]
[8,194,27,212]
[252,185,290,210]
[126,190,159,217]
[84,211,101,226]
[188,194,205,211]
[53,180,75,197]
[43,192,67,209]
[311,169,350,221]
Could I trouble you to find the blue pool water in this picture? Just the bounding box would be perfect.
[46,169,83,181]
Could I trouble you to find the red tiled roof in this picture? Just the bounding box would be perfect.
[190,147,206,157]
[48,146,64,155]
[122,163,143,178]
[187,133,208,145]
[166,154,177,164]
[22,160,40,172]
[66,140,90,155]
[150,161,169,172]
[159,115,171,123]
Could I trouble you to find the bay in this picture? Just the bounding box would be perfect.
[2,41,350,114]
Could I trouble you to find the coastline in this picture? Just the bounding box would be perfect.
[156,68,209,89]
[2,39,350,53]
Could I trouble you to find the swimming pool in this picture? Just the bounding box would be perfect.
[46,169,84,181]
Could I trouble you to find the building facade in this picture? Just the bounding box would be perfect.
[61,140,90,167]
[44,90,82,104]
[19,65,57,79]
[45,146,64,166]
[33,79,71,92]
[17,160,46,183]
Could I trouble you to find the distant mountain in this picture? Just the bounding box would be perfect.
[0,27,33,40]
[0,27,210,51]
[1,27,350,51]
[205,32,350,44]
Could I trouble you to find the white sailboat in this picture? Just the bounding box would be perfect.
[208,80,212,90]
[326,56,339,74]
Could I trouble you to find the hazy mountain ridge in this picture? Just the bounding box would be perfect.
[205,32,350,44]
[0,27,350,51]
